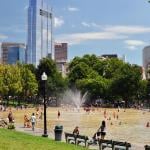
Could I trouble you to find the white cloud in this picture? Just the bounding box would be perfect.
[54,17,64,28]
[125,40,146,46]
[81,21,101,28]
[55,25,150,46]
[0,34,7,39]
[91,23,101,28]
[81,22,90,27]
[68,7,79,12]
[56,32,127,45]
[124,40,147,50]
[104,25,150,34]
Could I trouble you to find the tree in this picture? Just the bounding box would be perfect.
[111,64,142,107]
[68,62,91,85]
[36,58,67,100]
[0,65,22,105]
[68,54,143,107]
[19,64,38,103]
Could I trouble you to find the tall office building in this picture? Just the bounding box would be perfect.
[143,46,150,79]
[8,46,25,64]
[54,43,68,62]
[27,0,53,66]
[54,43,68,77]
[1,43,25,64]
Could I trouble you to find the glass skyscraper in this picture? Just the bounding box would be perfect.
[8,46,25,64]
[27,0,52,67]
[1,43,25,64]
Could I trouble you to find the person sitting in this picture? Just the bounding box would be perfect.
[24,115,31,128]
[73,126,79,135]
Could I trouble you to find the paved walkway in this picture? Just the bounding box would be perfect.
[15,124,55,139]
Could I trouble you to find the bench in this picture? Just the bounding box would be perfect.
[64,132,89,147]
[76,134,89,147]
[65,132,76,144]
[145,145,150,150]
[99,139,113,150]
[98,139,131,150]
[113,141,131,150]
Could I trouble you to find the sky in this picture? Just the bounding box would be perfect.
[0,0,150,65]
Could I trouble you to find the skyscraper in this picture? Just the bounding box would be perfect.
[27,0,53,66]
[143,46,150,79]
[8,46,25,64]
[54,43,68,77]
[1,42,25,64]
[54,43,68,62]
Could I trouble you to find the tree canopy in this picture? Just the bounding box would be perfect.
[68,54,144,107]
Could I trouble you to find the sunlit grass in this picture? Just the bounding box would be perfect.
[0,128,85,150]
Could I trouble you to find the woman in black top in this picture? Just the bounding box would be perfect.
[100,120,106,139]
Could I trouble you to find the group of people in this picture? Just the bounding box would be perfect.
[73,120,107,143]
[24,113,37,131]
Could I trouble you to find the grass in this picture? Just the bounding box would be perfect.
[0,129,86,150]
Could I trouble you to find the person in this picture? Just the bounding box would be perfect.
[92,121,106,142]
[104,109,107,118]
[36,109,39,119]
[116,114,119,120]
[24,115,28,127]
[113,111,116,119]
[39,112,43,120]
[73,126,79,135]
[30,113,36,131]
[24,115,30,128]
[146,122,149,127]
[8,111,14,123]
[57,110,60,119]
[99,120,106,139]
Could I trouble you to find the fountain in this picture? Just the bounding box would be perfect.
[61,89,88,109]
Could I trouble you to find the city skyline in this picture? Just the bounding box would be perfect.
[0,0,150,65]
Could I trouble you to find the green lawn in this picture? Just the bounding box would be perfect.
[0,129,86,150]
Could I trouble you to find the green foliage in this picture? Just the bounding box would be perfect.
[19,64,38,97]
[68,54,144,106]
[0,64,38,104]
[36,58,67,97]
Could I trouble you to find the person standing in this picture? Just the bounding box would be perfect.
[100,120,106,139]
[8,111,14,123]
[31,113,36,131]
[57,110,60,119]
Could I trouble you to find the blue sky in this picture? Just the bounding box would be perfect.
[0,0,150,65]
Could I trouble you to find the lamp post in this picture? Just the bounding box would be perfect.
[41,72,48,137]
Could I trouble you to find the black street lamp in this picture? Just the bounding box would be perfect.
[41,72,48,137]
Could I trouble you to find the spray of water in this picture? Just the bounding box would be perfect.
[61,89,88,108]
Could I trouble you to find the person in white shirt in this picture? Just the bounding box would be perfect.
[31,113,36,131]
